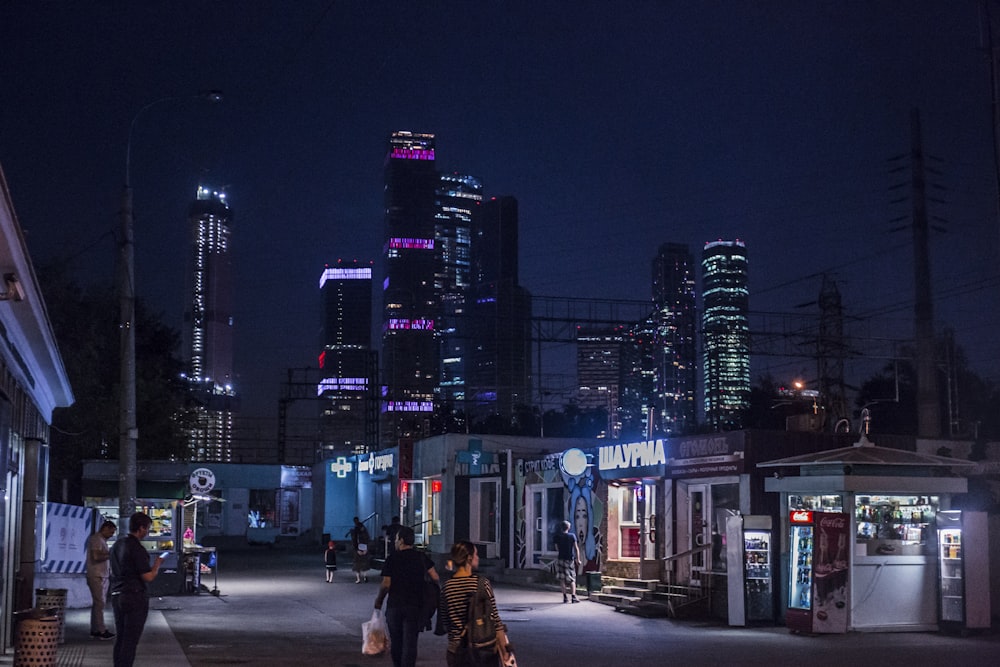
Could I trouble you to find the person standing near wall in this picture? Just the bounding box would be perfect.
[110,512,165,667]
[555,520,581,603]
[86,520,116,639]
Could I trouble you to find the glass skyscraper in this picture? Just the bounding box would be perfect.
[183,186,236,461]
[701,239,750,431]
[651,243,697,435]
[319,261,377,454]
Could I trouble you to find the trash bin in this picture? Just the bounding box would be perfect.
[13,608,59,666]
[34,589,67,644]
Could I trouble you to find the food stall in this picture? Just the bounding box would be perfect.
[760,435,973,632]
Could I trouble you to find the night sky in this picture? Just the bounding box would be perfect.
[2,2,998,427]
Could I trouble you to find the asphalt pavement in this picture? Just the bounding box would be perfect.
[5,545,999,666]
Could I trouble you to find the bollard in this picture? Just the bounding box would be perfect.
[13,609,58,667]
[34,589,67,644]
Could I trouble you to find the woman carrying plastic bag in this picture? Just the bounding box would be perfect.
[362,608,389,656]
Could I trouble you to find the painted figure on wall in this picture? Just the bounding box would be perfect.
[561,456,603,569]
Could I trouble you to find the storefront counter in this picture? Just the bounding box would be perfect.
[851,555,937,631]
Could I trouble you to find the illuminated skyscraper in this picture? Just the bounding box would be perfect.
[651,243,697,434]
[435,173,482,424]
[576,326,626,438]
[319,261,377,454]
[701,239,750,431]
[381,132,441,442]
[183,186,236,461]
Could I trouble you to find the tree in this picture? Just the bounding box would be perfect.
[40,268,188,503]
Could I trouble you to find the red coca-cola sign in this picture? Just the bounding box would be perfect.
[790,510,813,524]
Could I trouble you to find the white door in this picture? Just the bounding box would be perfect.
[526,483,564,567]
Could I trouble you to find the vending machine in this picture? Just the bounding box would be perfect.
[726,515,774,626]
[937,510,990,630]
[786,510,850,633]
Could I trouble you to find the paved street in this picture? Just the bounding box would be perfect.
[129,545,1000,667]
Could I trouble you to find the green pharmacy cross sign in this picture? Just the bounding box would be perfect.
[456,439,495,475]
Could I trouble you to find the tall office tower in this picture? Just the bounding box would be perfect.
[651,243,697,435]
[434,173,483,426]
[576,326,626,438]
[468,196,532,430]
[381,131,441,443]
[318,261,377,455]
[183,186,237,461]
[618,317,657,439]
[701,239,750,431]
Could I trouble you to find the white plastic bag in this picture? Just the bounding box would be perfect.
[362,609,390,656]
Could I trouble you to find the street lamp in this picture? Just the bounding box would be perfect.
[118,91,222,530]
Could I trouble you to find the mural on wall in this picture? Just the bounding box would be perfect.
[514,449,605,571]
[560,449,604,571]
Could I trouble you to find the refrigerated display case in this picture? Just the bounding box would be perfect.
[726,515,774,626]
[937,510,990,631]
[786,510,850,634]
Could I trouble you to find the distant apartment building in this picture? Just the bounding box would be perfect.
[182,186,237,461]
[576,326,626,438]
[701,239,750,431]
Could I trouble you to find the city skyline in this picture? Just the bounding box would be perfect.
[1,3,998,433]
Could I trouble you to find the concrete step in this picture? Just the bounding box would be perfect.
[605,586,653,600]
[590,591,642,607]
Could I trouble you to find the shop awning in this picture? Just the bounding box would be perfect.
[757,434,976,470]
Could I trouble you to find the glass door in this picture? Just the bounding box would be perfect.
[400,479,425,544]
[526,483,564,566]
[471,478,500,558]
[938,511,964,622]
[689,484,710,577]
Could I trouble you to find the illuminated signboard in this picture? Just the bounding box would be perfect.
[383,401,434,413]
[790,510,813,524]
[319,267,371,288]
[598,439,667,472]
[384,319,435,331]
[391,147,435,161]
[317,378,368,395]
[388,237,434,250]
[330,457,353,478]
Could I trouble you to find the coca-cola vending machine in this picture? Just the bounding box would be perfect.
[786,510,850,633]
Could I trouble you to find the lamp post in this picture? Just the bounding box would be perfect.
[118,91,222,530]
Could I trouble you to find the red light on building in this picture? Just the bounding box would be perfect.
[431,480,442,493]
[400,481,409,495]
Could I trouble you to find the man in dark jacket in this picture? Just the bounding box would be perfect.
[110,512,165,667]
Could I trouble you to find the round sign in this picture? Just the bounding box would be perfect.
[189,468,216,494]
[560,448,588,477]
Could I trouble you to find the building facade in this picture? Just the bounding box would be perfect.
[651,242,697,435]
[381,132,441,444]
[701,240,750,431]
[183,186,237,461]
[468,196,532,430]
[319,261,377,455]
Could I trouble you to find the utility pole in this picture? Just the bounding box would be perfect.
[910,109,941,438]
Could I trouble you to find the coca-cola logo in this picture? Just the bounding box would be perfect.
[790,510,812,523]
[819,515,846,529]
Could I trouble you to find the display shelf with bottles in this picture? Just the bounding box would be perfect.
[938,526,964,621]
[855,494,937,556]
[744,531,771,580]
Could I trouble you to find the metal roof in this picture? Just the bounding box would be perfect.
[757,435,976,469]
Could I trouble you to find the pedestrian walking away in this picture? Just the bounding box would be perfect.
[554,520,581,603]
[439,540,514,667]
[348,516,371,583]
[85,519,117,640]
[324,540,338,582]
[110,512,166,667]
[374,525,440,667]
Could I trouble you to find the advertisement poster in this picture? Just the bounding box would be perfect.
[812,512,849,633]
